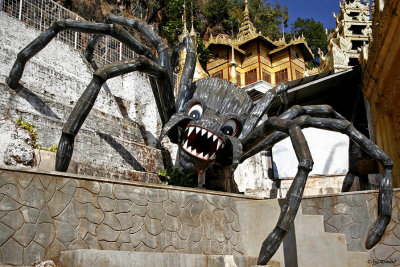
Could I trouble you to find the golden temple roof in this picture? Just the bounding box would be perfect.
[204,0,314,60]
[270,35,314,61]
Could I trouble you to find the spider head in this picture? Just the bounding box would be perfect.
[163,78,253,174]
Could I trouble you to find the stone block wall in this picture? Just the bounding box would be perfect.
[302,190,400,266]
[0,166,250,266]
[0,12,164,180]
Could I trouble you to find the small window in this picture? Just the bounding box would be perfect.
[295,70,303,79]
[246,52,253,58]
[212,70,223,79]
[237,74,242,87]
[275,69,288,84]
[245,69,257,85]
[262,69,271,83]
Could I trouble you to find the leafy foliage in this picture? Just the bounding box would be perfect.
[288,17,328,67]
[197,37,211,70]
[162,0,211,68]
[16,120,38,145]
[36,144,59,153]
[158,168,197,187]
[244,0,288,41]
[16,120,58,152]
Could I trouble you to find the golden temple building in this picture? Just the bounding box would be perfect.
[204,0,314,91]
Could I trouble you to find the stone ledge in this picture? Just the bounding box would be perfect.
[0,165,263,200]
[60,250,260,267]
[33,149,161,184]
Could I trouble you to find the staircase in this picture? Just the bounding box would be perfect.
[235,199,371,267]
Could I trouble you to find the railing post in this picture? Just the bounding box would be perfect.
[105,36,108,64]
[39,0,43,31]
[18,0,23,20]
[74,15,78,49]
[0,0,4,12]
[119,42,122,61]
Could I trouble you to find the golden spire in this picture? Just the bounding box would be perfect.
[179,1,189,41]
[177,1,208,87]
[229,38,238,84]
[244,0,250,20]
[190,2,195,36]
[237,0,257,40]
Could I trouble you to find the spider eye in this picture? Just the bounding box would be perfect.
[187,103,203,120]
[221,119,239,136]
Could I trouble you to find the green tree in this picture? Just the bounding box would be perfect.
[202,0,239,32]
[289,18,328,67]
[162,0,212,67]
[245,0,288,41]
[162,0,188,43]
[162,0,289,67]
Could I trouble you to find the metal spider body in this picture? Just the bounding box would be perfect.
[7,15,393,265]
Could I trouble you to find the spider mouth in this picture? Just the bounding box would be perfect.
[182,125,225,161]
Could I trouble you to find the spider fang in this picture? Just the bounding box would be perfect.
[182,125,225,161]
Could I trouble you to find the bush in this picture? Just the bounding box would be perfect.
[15,120,58,152]
[157,168,197,187]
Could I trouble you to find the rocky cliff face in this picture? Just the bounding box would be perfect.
[56,0,165,26]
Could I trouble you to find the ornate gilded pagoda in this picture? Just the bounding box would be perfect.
[319,0,372,72]
[204,0,314,98]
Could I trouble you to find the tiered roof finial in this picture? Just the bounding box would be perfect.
[190,2,196,36]
[179,1,189,41]
[237,0,257,40]
[244,0,250,20]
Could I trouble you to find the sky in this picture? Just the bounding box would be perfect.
[280,0,341,31]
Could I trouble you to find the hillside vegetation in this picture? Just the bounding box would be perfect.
[56,0,328,66]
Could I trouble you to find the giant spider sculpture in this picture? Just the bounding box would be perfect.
[7,15,392,265]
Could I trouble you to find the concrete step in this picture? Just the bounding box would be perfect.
[347,252,371,267]
[235,199,371,267]
[60,250,260,267]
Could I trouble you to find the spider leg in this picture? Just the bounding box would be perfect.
[239,83,289,138]
[103,16,198,118]
[7,19,176,125]
[242,105,392,254]
[83,29,156,71]
[291,115,392,250]
[104,15,172,81]
[175,36,197,112]
[171,39,186,70]
[56,56,168,171]
[242,105,345,159]
[8,20,151,89]
[241,117,313,265]
[101,15,179,124]
[83,33,170,125]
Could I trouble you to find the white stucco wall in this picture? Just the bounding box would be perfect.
[272,128,349,178]
[0,12,165,176]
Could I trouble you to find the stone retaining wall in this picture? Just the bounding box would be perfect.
[0,166,254,266]
[302,189,400,266]
[0,12,164,180]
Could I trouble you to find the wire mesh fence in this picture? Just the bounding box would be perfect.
[0,0,135,66]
